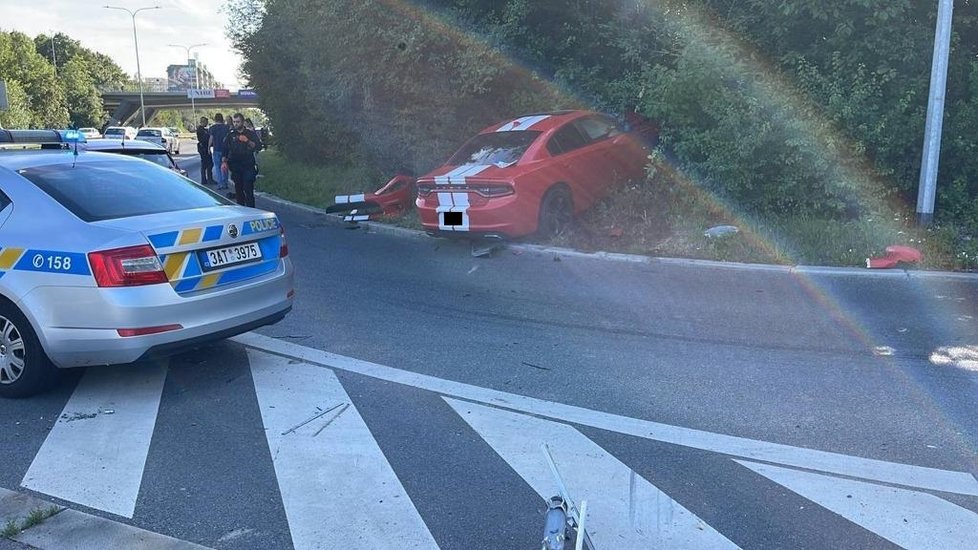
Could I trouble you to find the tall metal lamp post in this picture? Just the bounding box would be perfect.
[104,5,161,128]
[916,0,954,226]
[168,43,208,122]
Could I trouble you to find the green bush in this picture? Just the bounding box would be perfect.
[233,0,978,233]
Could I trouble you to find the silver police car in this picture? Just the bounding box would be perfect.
[0,139,294,397]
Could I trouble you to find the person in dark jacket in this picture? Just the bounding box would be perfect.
[209,113,230,190]
[195,117,214,185]
[221,112,261,207]
[244,118,263,173]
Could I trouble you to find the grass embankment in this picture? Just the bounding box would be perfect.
[257,148,977,271]
[255,149,385,211]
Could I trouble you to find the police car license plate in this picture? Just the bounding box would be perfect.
[200,242,262,271]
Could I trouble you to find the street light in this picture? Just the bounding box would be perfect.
[104,5,161,128]
[916,0,954,226]
[49,31,57,77]
[168,43,208,122]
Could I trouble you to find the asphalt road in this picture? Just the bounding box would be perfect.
[0,152,975,549]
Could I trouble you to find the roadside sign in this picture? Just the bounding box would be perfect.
[238,89,258,98]
[0,80,8,111]
[187,88,215,99]
[214,89,231,98]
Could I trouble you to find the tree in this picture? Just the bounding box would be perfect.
[34,33,131,91]
[0,31,67,128]
[33,32,134,128]
[233,0,978,226]
[60,56,104,128]
[0,79,33,129]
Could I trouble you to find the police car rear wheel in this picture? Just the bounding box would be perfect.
[0,305,58,398]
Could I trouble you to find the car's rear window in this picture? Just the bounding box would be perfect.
[137,129,161,137]
[448,131,541,166]
[17,159,228,222]
[104,129,124,135]
[98,149,173,169]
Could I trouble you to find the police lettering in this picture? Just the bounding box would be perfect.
[249,218,278,233]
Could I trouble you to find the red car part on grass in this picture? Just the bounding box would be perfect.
[415,110,654,240]
[866,245,923,269]
[326,174,416,221]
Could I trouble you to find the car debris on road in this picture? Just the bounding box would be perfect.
[325,173,417,222]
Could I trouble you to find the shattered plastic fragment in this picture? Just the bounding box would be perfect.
[704,225,739,239]
[866,245,922,269]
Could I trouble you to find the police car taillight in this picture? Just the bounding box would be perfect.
[89,245,168,287]
[279,225,289,258]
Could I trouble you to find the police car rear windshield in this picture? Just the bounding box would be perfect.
[137,129,161,137]
[448,131,541,166]
[99,149,173,169]
[18,160,229,222]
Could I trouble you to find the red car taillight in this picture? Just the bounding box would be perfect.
[471,184,514,198]
[279,225,289,257]
[416,183,513,198]
[88,245,168,287]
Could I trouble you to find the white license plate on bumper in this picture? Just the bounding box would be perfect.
[199,242,262,271]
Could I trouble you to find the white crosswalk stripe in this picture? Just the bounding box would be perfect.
[249,350,438,550]
[21,362,167,518]
[737,460,978,550]
[11,340,978,548]
[446,397,740,550]
[235,332,978,497]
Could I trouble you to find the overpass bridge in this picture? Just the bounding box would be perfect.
[101,91,260,126]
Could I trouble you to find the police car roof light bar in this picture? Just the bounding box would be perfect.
[0,129,88,145]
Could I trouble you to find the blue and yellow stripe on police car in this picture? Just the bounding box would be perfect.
[168,229,281,292]
[160,252,190,281]
[172,260,279,293]
[241,217,280,236]
[147,218,279,251]
[149,224,225,250]
[0,247,91,278]
[0,247,24,279]
[0,247,26,270]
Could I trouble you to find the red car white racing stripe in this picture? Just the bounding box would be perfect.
[434,164,490,231]
[334,193,366,204]
[495,115,550,132]
[434,165,473,186]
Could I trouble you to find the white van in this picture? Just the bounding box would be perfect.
[103,126,137,140]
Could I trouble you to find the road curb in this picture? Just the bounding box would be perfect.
[0,488,210,550]
[257,192,978,281]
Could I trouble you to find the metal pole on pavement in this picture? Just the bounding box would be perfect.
[169,43,207,123]
[916,0,954,226]
[104,5,161,128]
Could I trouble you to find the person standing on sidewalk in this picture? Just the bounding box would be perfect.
[195,117,214,185]
[244,118,263,174]
[209,113,230,189]
[221,113,261,207]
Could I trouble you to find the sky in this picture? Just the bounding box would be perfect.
[0,0,247,89]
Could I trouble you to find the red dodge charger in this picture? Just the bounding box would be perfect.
[416,110,652,240]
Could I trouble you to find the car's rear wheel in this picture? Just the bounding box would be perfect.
[537,185,574,239]
[0,302,58,398]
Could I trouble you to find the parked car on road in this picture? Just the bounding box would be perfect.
[77,127,101,139]
[415,110,652,240]
[0,130,295,397]
[74,138,189,177]
[103,126,137,141]
[136,127,180,154]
